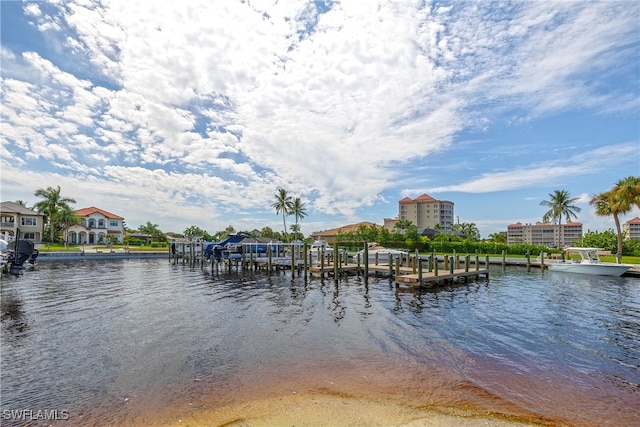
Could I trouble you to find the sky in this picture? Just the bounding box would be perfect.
[1,0,639,239]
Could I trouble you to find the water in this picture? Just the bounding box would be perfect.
[1,259,639,426]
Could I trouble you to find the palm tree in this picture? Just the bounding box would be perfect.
[614,176,640,209]
[540,189,581,248]
[289,223,301,241]
[272,188,293,242]
[394,219,413,231]
[15,200,28,207]
[488,232,507,244]
[290,197,307,240]
[138,221,165,243]
[591,176,640,263]
[458,222,480,240]
[54,205,81,245]
[33,185,76,243]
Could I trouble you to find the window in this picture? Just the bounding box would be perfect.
[109,220,119,227]
[21,217,37,226]
[89,219,95,227]
[98,219,105,228]
[23,232,35,240]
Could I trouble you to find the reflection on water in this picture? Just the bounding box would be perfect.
[1,260,639,426]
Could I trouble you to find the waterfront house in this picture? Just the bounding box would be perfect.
[309,222,382,244]
[67,207,125,244]
[0,201,45,243]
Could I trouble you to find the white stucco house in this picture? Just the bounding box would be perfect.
[67,207,125,244]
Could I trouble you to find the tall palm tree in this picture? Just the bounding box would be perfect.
[272,188,292,242]
[614,176,640,209]
[33,185,76,243]
[290,197,307,240]
[590,191,625,262]
[540,189,581,248]
[591,176,640,262]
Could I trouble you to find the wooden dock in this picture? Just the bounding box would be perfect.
[170,240,491,288]
[309,258,489,288]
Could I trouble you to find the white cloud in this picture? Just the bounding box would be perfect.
[1,0,638,236]
[425,143,638,194]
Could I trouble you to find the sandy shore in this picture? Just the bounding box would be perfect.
[151,392,543,427]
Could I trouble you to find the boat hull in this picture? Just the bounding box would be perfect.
[549,262,630,276]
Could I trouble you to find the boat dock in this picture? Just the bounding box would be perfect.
[309,253,489,288]
[167,240,492,289]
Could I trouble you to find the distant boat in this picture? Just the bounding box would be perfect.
[548,247,631,277]
[355,242,408,264]
[307,240,334,264]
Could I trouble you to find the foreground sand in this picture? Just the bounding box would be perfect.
[154,392,542,427]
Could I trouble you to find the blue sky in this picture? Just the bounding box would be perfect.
[1,0,639,238]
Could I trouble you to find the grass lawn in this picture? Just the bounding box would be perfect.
[37,243,168,252]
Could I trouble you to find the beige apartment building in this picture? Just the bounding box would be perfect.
[507,221,583,247]
[397,194,454,231]
[623,217,640,240]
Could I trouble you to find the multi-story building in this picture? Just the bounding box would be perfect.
[0,201,45,243]
[398,194,454,230]
[507,221,583,247]
[623,217,640,240]
[66,207,125,244]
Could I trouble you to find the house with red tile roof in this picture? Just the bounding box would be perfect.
[66,207,125,244]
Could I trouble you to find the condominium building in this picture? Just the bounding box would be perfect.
[623,217,640,240]
[507,221,583,247]
[398,194,454,231]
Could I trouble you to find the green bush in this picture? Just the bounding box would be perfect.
[127,237,145,246]
[150,242,167,248]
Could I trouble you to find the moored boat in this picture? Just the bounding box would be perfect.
[548,247,631,276]
[355,242,408,264]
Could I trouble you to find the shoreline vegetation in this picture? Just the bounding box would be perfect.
[34,243,640,265]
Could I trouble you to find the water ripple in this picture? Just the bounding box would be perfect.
[1,260,639,426]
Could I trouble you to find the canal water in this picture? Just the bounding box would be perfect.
[1,259,638,426]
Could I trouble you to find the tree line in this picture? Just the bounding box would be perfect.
[15,176,640,256]
[539,176,640,259]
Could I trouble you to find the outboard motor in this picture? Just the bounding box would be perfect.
[213,245,222,262]
[28,248,39,264]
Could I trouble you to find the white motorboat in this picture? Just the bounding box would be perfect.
[308,240,334,261]
[354,242,408,264]
[548,247,631,277]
